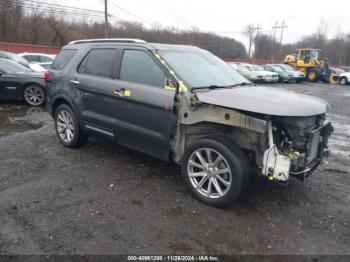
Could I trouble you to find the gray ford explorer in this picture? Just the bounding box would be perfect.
[46,39,333,207]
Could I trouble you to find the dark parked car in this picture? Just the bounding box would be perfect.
[46,39,333,207]
[0,51,30,68]
[263,64,295,83]
[0,58,46,106]
[275,64,306,82]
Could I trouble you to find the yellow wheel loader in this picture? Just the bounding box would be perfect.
[285,48,338,84]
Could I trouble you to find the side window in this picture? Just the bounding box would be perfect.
[25,55,41,62]
[120,50,165,87]
[40,56,53,63]
[51,49,77,70]
[78,49,116,78]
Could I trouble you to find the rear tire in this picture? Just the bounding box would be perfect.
[23,84,45,106]
[54,104,88,148]
[181,137,251,207]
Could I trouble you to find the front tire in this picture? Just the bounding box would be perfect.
[340,77,348,86]
[306,69,319,82]
[181,138,250,207]
[23,84,45,106]
[54,104,87,148]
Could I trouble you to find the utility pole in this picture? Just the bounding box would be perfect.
[271,21,287,61]
[247,24,261,58]
[104,0,109,38]
[271,22,278,60]
[279,21,287,45]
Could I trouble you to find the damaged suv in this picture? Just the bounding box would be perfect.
[46,39,333,207]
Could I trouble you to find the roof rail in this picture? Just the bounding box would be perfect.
[69,38,147,45]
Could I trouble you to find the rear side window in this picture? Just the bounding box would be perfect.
[24,55,41,62]
[78,49,116,78]
[120,50,165,87]
[40,56,53,63]
[51,49,77,70]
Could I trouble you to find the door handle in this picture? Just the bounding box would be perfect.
[115,88,131,97]
[70,79,80,85]
[114,88,125,97]
[114,88,122,96]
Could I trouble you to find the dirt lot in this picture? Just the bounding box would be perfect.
[0,83,349,255]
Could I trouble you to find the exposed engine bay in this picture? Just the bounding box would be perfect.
[262,115,333,182]
[175,89,334,183]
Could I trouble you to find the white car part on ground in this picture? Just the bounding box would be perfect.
[262,121,291,182]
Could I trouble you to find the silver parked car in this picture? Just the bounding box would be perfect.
[230,62,279,83]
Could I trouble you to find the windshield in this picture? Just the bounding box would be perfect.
[310,50,321,59]
[278,64,294,71]
[270,65,285,72]
[1,51,29,65]
[237,65,250,72]
[252,65,264,71]
[0,59,31,73]
[159,50,249,88]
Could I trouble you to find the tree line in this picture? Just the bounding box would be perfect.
[253,27,350,66]
[0,0,247,59]
[1,0,348,65]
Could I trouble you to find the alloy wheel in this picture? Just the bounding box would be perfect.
[187,148,232,199]
[24,85,44,106]
[56,109,75,143]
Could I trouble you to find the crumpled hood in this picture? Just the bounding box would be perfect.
[195,86,329,117]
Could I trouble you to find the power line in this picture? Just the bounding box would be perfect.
[150,0,194,30]
[271,21,287,60]
[109,0,152,26]
[17,0,104,14]
[6,0,106,18]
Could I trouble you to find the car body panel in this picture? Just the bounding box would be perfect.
[0,69,45,101]
[340,72,350,81]
[195,86,328,116]
[48,44,177,160]
[0,51,30,68]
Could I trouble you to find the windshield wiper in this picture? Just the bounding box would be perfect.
[192,82,253,90]
[230,82,253,87]
[192,85,229,90]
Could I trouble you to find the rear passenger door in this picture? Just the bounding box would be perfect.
[72,48,121,126]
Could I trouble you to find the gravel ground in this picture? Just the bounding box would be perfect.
[0,83,349,255]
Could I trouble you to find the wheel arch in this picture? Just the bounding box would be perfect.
[51,95,78,117]
[173,121,263,169]
[22,82,45,95]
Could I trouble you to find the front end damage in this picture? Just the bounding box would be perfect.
[174,91,333,183]
[264,115,333,182]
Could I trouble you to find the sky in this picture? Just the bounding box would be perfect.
[44,0,350,48]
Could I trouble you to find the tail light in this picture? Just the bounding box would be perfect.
[44,71,49,81]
